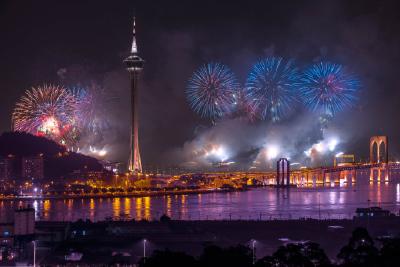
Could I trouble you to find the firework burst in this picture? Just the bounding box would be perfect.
[69,86,94,129]
[244,57,300,122]
[69,83,110,136]
[299,61,360,116]
[12,84,78,145]
[186,63,240,119]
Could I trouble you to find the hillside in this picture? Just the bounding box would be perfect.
[0,132,103,179]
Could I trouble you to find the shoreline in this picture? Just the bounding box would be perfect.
[0,181,396,201]
[0,187,248,201]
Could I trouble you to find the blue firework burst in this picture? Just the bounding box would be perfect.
[186,63,240,119]
[244,57,300,122]
[299,61,360,116]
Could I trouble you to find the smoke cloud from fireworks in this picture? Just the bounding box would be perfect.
[58,67,128,161]
[167,115,349,170]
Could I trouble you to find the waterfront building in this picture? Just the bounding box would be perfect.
[21,155,44,181]
[0,155,16,181]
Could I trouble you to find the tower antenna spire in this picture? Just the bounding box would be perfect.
[131,17,138,54]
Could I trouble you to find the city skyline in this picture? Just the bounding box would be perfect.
[0,0,400,168]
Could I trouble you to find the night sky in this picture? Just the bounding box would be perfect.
[1,0,400,167]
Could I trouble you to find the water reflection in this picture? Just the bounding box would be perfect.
[112,198,121,218]
[144,197,151,220]
[166,195,172,218]
[43,200,50,220]
[124,198,131,218]
[89,198,95,219]
[395,183,400,203]
[33,200,39,220]
[135,197,143,220]
[1,176,400,222]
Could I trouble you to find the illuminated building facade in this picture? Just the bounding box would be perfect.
[21,155,44,180]
[0,156,15,181]
[334,154,355,167]
[124,18,144,173]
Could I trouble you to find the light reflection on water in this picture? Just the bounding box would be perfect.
[397,183,400,203]
[1,179,400,222]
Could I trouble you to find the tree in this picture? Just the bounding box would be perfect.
[139,250,197,267]
[379,238,400,267]
[256,242,331,267]
[271,244,314,267]
[160,214,171,223]
[255,255,277,267]
[199,245,253,267]
[337,227,378,267]
[303,242,331,267]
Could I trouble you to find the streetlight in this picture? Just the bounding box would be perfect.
[251,239,256,265]
[32,240,36,267]
[143,239,147,264]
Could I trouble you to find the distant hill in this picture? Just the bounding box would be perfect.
[0,131,103,179]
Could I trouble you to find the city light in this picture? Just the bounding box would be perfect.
[204,144,229,162]
[304,137,340,158]
[315,142,324,152]
[335,152,344,157]
[328,138,338,151]
[266,145,279,160]
[213,146,228,161]
[88,146,108,157]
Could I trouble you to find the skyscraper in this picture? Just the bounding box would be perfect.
[21,155,44,180]
[124,18,144,173]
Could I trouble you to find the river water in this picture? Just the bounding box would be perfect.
[1,178,400,222]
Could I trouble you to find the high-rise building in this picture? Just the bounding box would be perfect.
[21,155,44,180]
[124,17,145,173]
[0,155,15,181]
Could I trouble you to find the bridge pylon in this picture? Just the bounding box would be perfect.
[276,158,290,187]
[369,136,389,182]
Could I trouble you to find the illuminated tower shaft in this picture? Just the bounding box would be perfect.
[124,18,144,173]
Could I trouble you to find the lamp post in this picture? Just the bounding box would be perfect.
[32,240,36,267]
[251,239,256,265]
[143,239,147,264]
